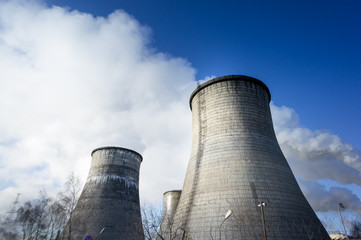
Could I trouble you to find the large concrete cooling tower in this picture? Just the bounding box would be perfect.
[170,75,329,240]
[66,147,143,240]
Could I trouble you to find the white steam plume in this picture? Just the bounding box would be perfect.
[298,180,361,216]
[271,103,361,216]
[272,103,361,175]
[0,0,194,212]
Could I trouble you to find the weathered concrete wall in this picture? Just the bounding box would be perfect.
[67,146,143,240]
[171,75,329,240]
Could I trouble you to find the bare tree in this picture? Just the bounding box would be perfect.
[0,173,82,240]
[141,204,164,240]
[350,220,361,238]
[0,226,18,240]
[58,172,82,240]
[141,203,188,240]
[45,199,67,240]
[0,213,19,240]
[15,191,51,240]
[0,194,21,240]
[320,213,341,234]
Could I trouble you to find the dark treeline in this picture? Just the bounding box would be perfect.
[0,173,81,240]
[350,221,361,239]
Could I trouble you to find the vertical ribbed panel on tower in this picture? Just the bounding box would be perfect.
[68,146,143,240]
[170,75,329,240]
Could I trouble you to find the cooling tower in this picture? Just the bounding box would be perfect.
[170,75,329,240]
[161,190,182,236]
[65,147,143,240]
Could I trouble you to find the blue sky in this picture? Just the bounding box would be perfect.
[47,0,361,148]
[0,0,360,231]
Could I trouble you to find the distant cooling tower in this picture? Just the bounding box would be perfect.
[169,75,329,240]
[65,147,143,240]
[161,190,182,236]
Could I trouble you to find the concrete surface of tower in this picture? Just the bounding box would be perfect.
[64,146,143,240]
[161,190,182,237]
[169,75,330,240]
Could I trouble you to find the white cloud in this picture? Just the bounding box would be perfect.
[271,103,361,216]
[0,0,195,212]
[271,103,361,174]
[298,179,361,216]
